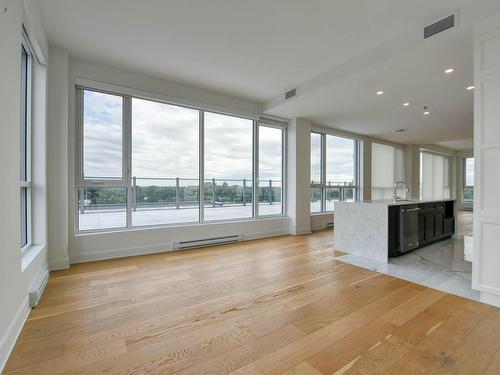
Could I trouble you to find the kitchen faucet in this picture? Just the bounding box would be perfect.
[393,181,409,201]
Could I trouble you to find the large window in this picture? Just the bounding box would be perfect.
[464,157,474,202]
[20,42,32,249]
[371,143,405,200]
[132,98,199,226]
[76,87,286,232]
[79,90,126,231]
[420,151,451,200]
[204,112,253,221]
[310,132,359,213]
[259,125,284,215]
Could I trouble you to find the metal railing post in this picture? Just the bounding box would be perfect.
[212,178,216,208]
[176,177,180,209]
[132,176,137,211]
[269,179,272,205]
[79,188,85,214]
[243,179,246,206]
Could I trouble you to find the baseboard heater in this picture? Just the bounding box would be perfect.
[173,234,242,250]
[29,270,49,308]
[324,222,334,229]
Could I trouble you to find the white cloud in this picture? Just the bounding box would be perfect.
[310,133,356,185]
[83,90,123,178]
[326,135,355,184]
[465,157,474,186]
[84,93,285,188]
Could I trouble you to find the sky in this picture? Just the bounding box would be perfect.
[310,133,356,185]
[465,157,474,186]
[83,90,123,179]
[83,90,282,186]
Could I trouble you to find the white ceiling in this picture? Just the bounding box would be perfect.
[37,0,500,145]
[265,26,476,144]
[436,138,474,151]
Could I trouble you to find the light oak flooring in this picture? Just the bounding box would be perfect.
[5,230,500,374]
[457,210,473,238]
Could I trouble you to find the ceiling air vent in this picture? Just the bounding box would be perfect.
[424,14,455,39]
[285,88,297,100]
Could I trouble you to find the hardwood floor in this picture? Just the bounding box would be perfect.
[457,210,473,237]
[5,230,500,374]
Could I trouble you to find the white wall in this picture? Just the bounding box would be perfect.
[47,47,69,269]
[287,118,311,234]
[0,0,49,371]
[405,144,421,199]
[472,13,500,306]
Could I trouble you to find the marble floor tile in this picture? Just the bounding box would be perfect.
[336,236,480,302]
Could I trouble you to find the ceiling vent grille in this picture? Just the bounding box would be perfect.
[285,88,297,100]
[424,14,455,39]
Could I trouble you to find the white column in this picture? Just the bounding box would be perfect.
[47,47,69,270]
[403,144,421,200]
[360,139,372,201]
[472,13,500,306]
[287,118,311,235]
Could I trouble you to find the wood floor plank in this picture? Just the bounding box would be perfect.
[380,288,446,327]
[4,229,500,374]
[280,361,323,375]
[306,318,397,374]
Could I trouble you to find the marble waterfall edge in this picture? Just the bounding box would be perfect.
[334,201,389,263]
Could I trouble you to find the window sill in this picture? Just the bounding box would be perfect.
[76,215,289,236]
[21,244,46,272]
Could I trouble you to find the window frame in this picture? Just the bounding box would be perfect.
[20,35,33,252]
[257,121,287,217]
[463,157,474,203]
[75,86,287,234]
[419,150,452,200]
[371,141,406,200]
[310,131,360,213]
[130,96,202,226]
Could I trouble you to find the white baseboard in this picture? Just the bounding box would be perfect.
[48,257,70,271]
[0,296,30,373]
[69,241,175,264]
[69,228,292,264]
[311,224,333,231]
[243,229,290,241]
[480,292,500,308]
[291,226,312,235]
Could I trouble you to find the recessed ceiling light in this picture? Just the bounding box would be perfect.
[376,90,384,95]
[444,68,454,74]
[403,102,410,107]
[423,106,430,115]
[466,86,475,91]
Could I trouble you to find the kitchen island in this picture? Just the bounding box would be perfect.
[334,199,455,262]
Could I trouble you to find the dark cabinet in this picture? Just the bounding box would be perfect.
[418,214,425,244]
[444,218,454,236]
[424,211,434,242]
[434,208,444,238]
[388,200,455,257]
[399,206,420,252]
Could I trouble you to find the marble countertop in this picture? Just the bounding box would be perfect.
[337,198,455,207]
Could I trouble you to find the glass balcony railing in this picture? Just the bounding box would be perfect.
[78,177,283,231]
[310,181,358,213]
